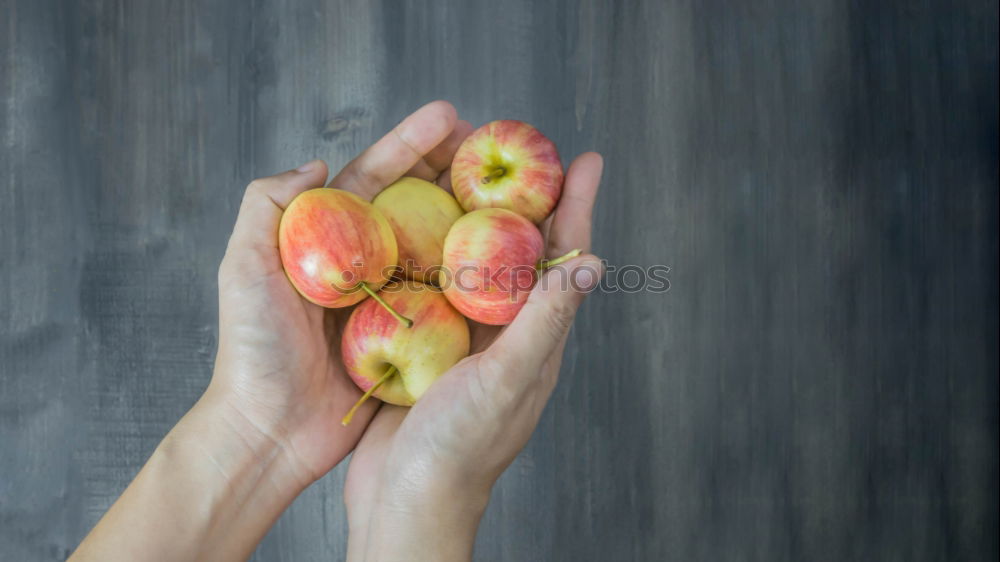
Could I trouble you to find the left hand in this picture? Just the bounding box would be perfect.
[341,146,604,561]
[210,101,473,485]
[70,101,476,562]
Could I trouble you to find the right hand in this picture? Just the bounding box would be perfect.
[344,152,604,562]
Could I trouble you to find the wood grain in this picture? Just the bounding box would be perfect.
[1,0,996,560]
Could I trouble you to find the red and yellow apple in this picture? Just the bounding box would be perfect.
[340,280,470,424]
[439,208,545,325]
[450,120,563,224]
[279,187,411,325]
[372,177,465,284]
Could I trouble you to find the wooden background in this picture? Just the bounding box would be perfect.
[1,0,997,560]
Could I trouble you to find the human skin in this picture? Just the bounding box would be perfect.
[68,101,603,562]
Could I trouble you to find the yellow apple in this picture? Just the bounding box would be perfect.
[373,177,465,284]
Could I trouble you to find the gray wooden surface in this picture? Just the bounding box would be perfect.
[1,1,997,560]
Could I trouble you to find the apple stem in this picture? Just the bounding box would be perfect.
[481,167,506,184]
[537,248,582,271]
[341,364,398,426]
[360,283,413,328]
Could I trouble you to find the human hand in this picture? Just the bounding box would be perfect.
[343,150,604,561]
[209,101,473,486]
[70,102,477,562]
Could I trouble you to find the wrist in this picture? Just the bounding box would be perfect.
[72,387,311,562]
[156,389,310,557]
[355,472,491,562]
[198,380,315,485]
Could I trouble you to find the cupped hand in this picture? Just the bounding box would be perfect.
[212,100,602,561]
[210,101,472,485]
[343,146,604,559]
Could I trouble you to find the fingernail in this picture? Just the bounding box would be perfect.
[571,258,602,292]
[296,160,317,173]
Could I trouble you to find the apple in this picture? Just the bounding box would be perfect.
[340,280,470,424]
[279,187,412,326]
[439,208,579,325]
[450,120,563,224]
[372,177,465,284]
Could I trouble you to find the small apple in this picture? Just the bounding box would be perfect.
[450,120,563,224]
[340,280,470,424]
[279,187,412,326]
[372,177,465,284]
[439,208,579,325]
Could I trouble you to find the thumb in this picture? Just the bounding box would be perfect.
[490,254,603,372]
[227,159,330,252]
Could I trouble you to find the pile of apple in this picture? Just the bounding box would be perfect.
[278,120,578,424]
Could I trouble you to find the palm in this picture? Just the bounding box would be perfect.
[218,230,368,479]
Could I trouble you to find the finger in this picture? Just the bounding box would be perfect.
[487,254,603,373]
[435,168,456,194]
[424,119,475,176]
[405,158,439,182]
[329,100,458,200]
[405,120,475,182]
[227,160,329,252]
[426,119,474,172]
[546,152,603,257]
[539,213,554,244]
[468,321,502,354]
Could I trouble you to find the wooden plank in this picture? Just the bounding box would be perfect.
[1,0,996,560]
